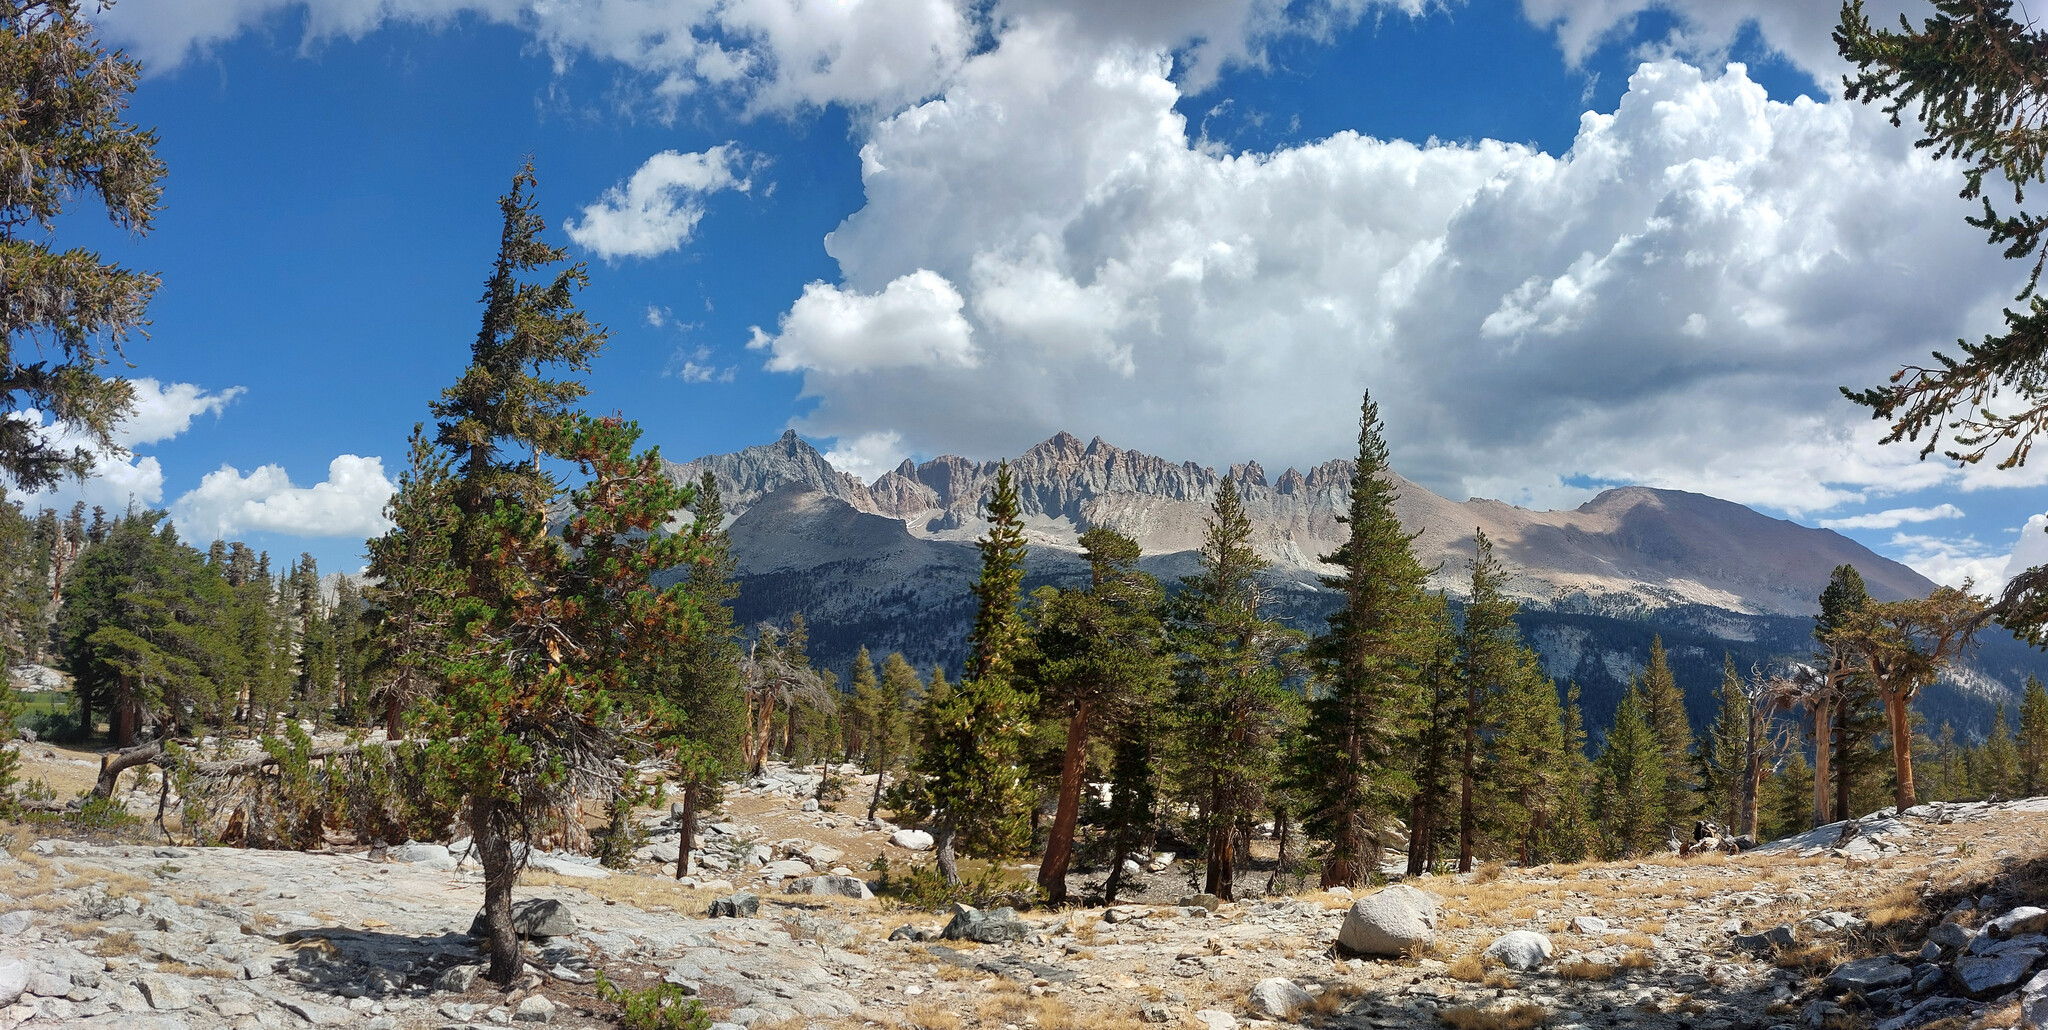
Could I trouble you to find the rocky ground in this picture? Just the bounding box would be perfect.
[5,751,2048,1030]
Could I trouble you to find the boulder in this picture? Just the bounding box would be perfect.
[1246,978,1313,1019]
[1337,886,1439,957]
[762,860,813,879]
[1569,916,1608,935]
[1482,931,1555,970]
[802,845,845,867]
[436,965,482,992]
[1988,907,2048,939]
[386,842,456,870]
[2021,969,2048,1030]
[0,958,26,1007]
[708,894,760,919]
[469,898,577,939]
[135,973,194,1010]
[1957,949,2044,998]
[0,911,30,936]
[1177,894,1221,913]
[890,829,934,851]
[1825,957,1913,993]
[1193,1010,1237,1030]
[784,875,874,901]
[943,904,1029,944]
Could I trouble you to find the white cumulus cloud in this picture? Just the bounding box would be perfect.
[748,269,978,375]
[14,378,244,512]
[1819,504,1965,531]
[759,22,2012,516]
[565,145,749,260]
[172,455,397,541]
[823,430,908,483]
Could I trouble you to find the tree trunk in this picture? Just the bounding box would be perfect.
[1740,725,1764,839]
[1887,693,1918,811]
[675,780,700,881]
[1457,683,1478,873]
[1266,807,1292,895]
[1038,701,1090,905]
[867,750,888,822]
[114,674,135,748]
[469,795,524,986]
[1835,696,1855,829]
[1812,707,1833,828]
[384,677,405,740]
[1405,795,1430,877]
[935,818,961,886]
[1206,818,1234,901]
[93,738,163,799]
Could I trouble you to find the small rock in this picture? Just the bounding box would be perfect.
[0,911,30,936]
[436,965,482,992]
[1569,916,1608,935]
[800,799,820,813]
[783,875,874,900]
[24,973,67,998]
[762,860,812,879]
[1139,1002,1172,1024]
[514,994,555,1023]
[890,829,934,851]
[1246,978,1313,1019]
[1928,922,1975,952]
[385,842,457,870]
[1194,1009,1239,1030]
[1177,894,1222,913]
[943,904,1028,944]
[1919,940,1942,963]
[708,893,760,918]
[1483,931,1555,971]
[1734,925,1797,953]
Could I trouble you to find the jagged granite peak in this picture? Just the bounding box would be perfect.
[664,429,873,514]
[671,430,1934,619]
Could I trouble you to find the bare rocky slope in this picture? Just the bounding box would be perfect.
[662,433,2043,738]
[9,750,2048,1030]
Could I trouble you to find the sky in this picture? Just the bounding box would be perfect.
[18,0,2048,589]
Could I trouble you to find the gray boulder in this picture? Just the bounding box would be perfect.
[436,965,482,992]
[708,893,760,918]
[890,829,934,851]
[1957,949,2044,998]
[1988,907,2048,939]
[1825,957,1913,993]
[783,875,874,900]
[468,898,576,939]
[1337,886,1439,957]
[1482,930,1555,970]
[2021,969,2048,1030]
[1245,978,1313,1019]
[1735,925,1798,953]
[0,958,26,1007]
[1928,922,1976,952]
[386,842,456,870]
[943,904,1028,944]
[1569,916,1608,935]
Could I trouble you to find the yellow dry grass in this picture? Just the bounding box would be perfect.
[1556,959,1617,980]
[97,930,138,956]
[1446,955,1486,982]
[1865,884,1924,928]
[1618,950,1655,970]
[1438,1003,1547,1030]
[1773,942,1840,973]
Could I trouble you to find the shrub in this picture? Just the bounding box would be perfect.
[595,971,711,1030]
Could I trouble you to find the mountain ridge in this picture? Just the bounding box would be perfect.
[664,430,1933,619]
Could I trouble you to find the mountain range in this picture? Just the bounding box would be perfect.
[661,431,2037,740]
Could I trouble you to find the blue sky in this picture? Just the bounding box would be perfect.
[24,0,2047,588]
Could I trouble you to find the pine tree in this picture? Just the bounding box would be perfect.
[1817,566,1888,825]
[1031,526,1169,903]
[1826,586,1986,810]
[1404,592,1462,875]
[1293,393,1432,886]
[0,1,167,492]
[845,646,879,767]
[1541,682,1597,862]
[1762,749,1815,843]
[903,463,1034,884]
[864,653,920,821]
[1453,530,1560,869]
[1596,690,1667,857]
[1167,480,1301,900]
[398,164,710,986]
[1704,654,1750,831]
[1636,636,1694,828]
[1931,721,1964,802]
[1982,704,2018,798]
[2019,676,2048,796]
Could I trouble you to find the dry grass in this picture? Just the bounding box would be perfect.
[1508,906,1537,921]
[1618,950,1655,971]
[97,931,138,956]
[1865,884,1924,928]
[1556,959,1617,980]
[518,869,722,914]
[154,960,235,979]
[1773,942,1841,974]
[1471,861,1507,884]
[1446,955,1487,982]
[1613,932,1656,949]
[1638,920,1665,935]
[1438,1003,1547,1030]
